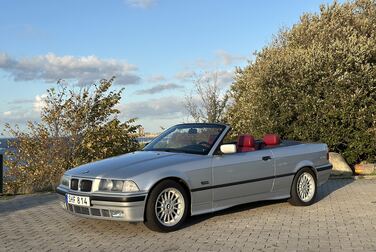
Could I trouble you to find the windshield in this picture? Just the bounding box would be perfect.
[143,124,226,155]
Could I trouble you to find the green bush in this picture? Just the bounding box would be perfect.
[227,0,376,164]
[4,78,140,194]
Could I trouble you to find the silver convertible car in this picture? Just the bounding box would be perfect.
[57,123,332,232]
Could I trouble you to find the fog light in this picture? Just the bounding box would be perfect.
[110,210,124,218]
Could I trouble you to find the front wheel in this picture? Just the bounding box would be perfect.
[144,180,188,232]
[288,168,317,206]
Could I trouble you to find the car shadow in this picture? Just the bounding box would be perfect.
[316,178,354,201]
[183,199,286,229]
[0,192,58,215]
[182,178,354,229]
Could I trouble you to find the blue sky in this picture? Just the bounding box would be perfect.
[0,0,336,135]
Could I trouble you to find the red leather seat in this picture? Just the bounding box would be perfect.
[237,134,256,152]
[263,134,281,146]
[208,134,217,145]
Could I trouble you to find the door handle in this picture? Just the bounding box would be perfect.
[262,156,272,161]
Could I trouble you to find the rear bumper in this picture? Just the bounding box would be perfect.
[56,187,147,222]
[316,163,333,172]
[316,163,332,186]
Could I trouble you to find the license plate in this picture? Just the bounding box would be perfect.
[66,194,90,207]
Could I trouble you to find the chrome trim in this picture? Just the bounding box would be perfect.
[316,164,333,172]
[90,200,144,207]
[56,186,147,203]
[68,177,94,192]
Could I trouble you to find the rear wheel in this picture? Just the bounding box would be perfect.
[288,168,317,206]
[144,180,188,232]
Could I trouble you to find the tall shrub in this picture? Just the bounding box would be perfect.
[227,0,376,164]
[4,78,140,194]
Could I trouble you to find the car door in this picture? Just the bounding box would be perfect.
[211,149,275,209]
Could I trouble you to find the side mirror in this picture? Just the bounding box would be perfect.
[220,144,237,154]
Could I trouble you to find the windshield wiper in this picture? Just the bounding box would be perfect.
[148,148,192,154]
[148,148,175,153]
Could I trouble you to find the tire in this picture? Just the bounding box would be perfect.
[288,167,317,206]
[144,180,189,232]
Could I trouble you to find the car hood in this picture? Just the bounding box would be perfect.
[65,151,206,179]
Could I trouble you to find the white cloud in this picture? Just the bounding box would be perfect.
[33,94,47,112]
[0,108,40,126]
[119,96,185,119]
[125,0,156,8]
[194,58,211,69]
[215,50,246,66]
[135,83,184,95]
[1,95,44,128]
[201,70,235,89]
[147,74,166,83]
[175,70,196,82]
[181,50,247,70]
[0,52,141,86]
[176,70,234,89]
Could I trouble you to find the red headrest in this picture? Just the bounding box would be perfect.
[208,134,217,145]
[263,134,280,145]
[237,134,255,147]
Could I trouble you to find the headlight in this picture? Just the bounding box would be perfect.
[112,180,124,191]
[99,179,114,191]
[60,175,70,187]
[123,180,139,192]
[98,179,139,192]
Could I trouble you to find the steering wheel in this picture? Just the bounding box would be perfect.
[198,141,211,148]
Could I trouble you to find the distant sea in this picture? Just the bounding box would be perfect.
[0,138,15,155]
[0,138,15,173]
[137,137,155,144]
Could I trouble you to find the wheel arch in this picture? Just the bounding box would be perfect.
[290,165,317,196]
[294,160,318,178]
[144,176,192,219]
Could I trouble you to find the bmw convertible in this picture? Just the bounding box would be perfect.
[57,123,332,232]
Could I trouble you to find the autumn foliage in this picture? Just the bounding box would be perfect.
[227,0,376,164]
[4,78,140,194]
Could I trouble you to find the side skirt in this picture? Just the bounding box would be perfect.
[191,191,290,216]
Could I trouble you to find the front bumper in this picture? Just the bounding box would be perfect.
[56,186,147,222]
